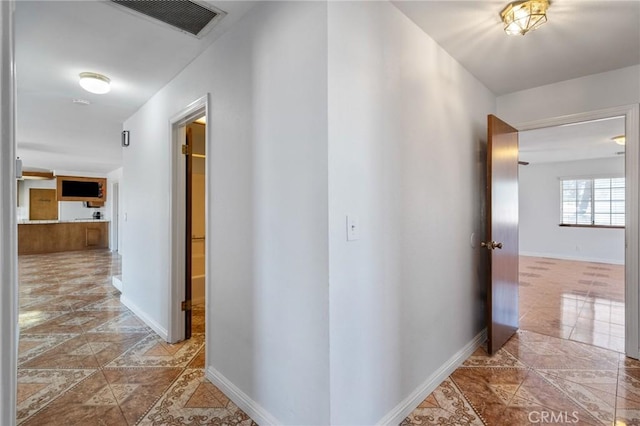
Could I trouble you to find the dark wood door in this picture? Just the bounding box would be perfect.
[185,126,193,339]
[486,114,519,354]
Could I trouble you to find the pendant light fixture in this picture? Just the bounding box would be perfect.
[79,72,111,94]
[500,0,550,36]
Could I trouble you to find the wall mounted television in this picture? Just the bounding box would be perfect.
[62,180,101,198]
[57,176,106,202]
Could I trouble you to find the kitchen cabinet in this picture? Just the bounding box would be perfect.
[18,220,109,255]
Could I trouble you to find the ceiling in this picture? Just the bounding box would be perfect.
[15,0,255,174]
[14,1,640,174]
[519,116,626,164]
[393,0,640,95]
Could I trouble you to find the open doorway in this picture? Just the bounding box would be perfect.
[518,116,626,352]
[186,118,207,339]
[168,95,208,344]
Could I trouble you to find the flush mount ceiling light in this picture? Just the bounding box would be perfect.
[500,0,550,36]
[79,72,111,94]
[612,135,626,146]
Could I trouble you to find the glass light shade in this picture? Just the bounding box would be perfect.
[501,0,549,36]
[613,135,626,146]
[79,72,111,94]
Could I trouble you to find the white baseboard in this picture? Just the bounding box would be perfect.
[376,328,487,426]
[205,366,280,426]
[111,276,123,292]
[519,251,624,265]
[120,294,168,341]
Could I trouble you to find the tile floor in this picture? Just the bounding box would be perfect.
[403,330,640,425]
[404,257,633,425]
[519,256,625,353]
[17,250,255,425]
[18,251,632,425]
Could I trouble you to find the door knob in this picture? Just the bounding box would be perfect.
[481,241,503,250]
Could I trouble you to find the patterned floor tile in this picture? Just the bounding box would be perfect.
[18,310,67,331]
[17,368,95,424]
[18,334,78,366]
[462,345,525,368]
[139,369,256,426]
[77,296,129,312]
[450,367,529,422]
[188,346,206,369]
[20,334,102,369]
[534,370,616,424]
[19,251,631,426]
[16,250,246,425]
[107,332,205,368]
[101,367,183,424]
[20,310,122,335]
[85,310,151,333]
[20,370,129,426]
[401,378,483,425]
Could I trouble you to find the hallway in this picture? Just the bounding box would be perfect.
[17,251,639,425]
[17,250,255,425]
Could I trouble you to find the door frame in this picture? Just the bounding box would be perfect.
[514,104,639,359]
[167,94,209,343]
[111,182,119,252]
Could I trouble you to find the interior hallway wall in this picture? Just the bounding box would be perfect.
[328,2,495,424]
[497,65,640,124]
[121,2,329,424]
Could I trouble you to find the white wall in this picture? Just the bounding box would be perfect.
[328,2,494,424]
[121,2,329,424]
[497,65,640,124]
[520,157,625,264]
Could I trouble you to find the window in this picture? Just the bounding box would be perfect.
[561,177,625,227]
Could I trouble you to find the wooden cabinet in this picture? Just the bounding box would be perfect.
[29,188,58,220]
[18,221,109,255]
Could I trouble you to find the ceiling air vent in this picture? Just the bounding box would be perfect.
[110,0,222,38]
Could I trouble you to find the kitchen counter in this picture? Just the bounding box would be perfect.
[19,219,109,224]
[18,220,109,254]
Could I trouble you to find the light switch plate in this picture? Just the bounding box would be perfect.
[346,215,359,241]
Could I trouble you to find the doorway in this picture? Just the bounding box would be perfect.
[168,95,209,343]
[111,182,119,252]
[518,116,626,352]
[186,119,207,339]
[514,105,639,359]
